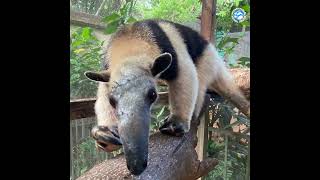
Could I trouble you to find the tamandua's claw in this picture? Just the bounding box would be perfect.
[91,125,122,152]
[159,118,187,137]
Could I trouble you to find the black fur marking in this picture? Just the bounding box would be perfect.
[85,71,110,82]
[136,20,178,81]
[171,22,208,65]
[151,53,172,77]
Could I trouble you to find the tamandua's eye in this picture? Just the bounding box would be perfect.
[147,88,157,103]
[109,96,117,109]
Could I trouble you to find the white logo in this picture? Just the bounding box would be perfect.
[232,8,246,23]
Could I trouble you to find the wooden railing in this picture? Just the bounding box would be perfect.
[70,92,169,120]
[70,10,105,30]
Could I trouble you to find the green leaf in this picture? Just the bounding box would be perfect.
[156,106,166,119]
[120,2,129,16]
[100,40,105,46]
[238,57,250,67]
[235,0,240,7]
[242,5,250,12]
[127,16,137,23]
[102,13,120,24]
[81,27,92,40]
[71,38,85,48]
[223,120,241,130]
[217,37,239,49]
[104,20,120,34]
[240,21,250,27]
[236,115,250,126]
[238,57,250,61]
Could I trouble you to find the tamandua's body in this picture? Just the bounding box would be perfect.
[85,20,249,175]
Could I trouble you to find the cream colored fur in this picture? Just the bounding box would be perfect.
[158,22,199,130]
[95,82,117,127]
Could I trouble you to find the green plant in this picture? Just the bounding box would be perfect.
[71,0,123,17]
[103,0,138,34]
[136,0,202,23]
[150,105,170,133]
[216,31,250,68]
[70,27,103,99]
[72,137,108,178]
[205,99,250,180]
[215,0,250,69]
[216,0,250,32]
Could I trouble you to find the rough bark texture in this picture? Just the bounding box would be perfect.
[229,68,250,99]
[76,68,250,180]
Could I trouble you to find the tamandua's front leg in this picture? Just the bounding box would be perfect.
[159,61,199,137]
[192,50,217,121]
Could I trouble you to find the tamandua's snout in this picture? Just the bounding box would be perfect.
[111,76,157,175]
[117,105,150,175]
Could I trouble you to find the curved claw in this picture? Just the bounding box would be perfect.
[91,125,122,152]
[159,120,186,137]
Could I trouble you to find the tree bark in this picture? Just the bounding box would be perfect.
[200,0,214,42]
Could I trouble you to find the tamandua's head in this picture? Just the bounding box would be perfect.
[85,53,172,175]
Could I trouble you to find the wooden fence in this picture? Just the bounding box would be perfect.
[70,117,109,179]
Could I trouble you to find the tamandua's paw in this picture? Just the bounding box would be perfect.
[159,116,189,137]
[91,125,122,152]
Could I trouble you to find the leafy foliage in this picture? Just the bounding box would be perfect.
[205,98,250,180]
[150,105,169,133]
[103,0,138,34]
[71,0,123,17]
[135,0,202,23]
[72,137,108,178]
[216,0,250,32]
[215,0,250,68]
[70,27,103,99]
[216,31,250,68]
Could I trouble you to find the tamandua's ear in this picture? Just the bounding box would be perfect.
[151,52,172,78]
[84,70,110,82]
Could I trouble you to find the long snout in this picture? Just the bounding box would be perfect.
[122,139,148,175]
[118,106,150,175]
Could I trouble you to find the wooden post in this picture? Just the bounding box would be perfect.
[81,119,85,139]
[201,0,214,41]
[196,107,209,165]
[70,123,74,179]
[198,1,216,179]
[74,120,79,176]
[245,143,250,180]
[211,0,217,45]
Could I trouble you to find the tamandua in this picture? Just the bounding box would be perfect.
[85,19,250,175]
